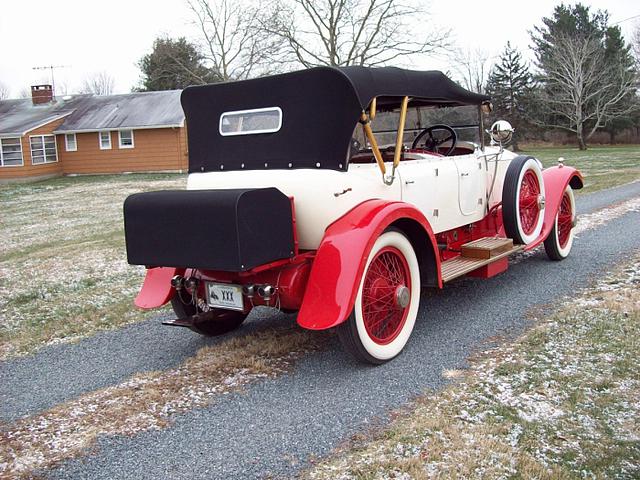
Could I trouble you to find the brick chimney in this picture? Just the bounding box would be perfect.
[31,85,54,105]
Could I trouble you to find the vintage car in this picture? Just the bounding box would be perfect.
[123,66,583,364]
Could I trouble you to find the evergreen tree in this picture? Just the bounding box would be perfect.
[137,37,219,91]
[601,24,639,142]
[485,42,533,150]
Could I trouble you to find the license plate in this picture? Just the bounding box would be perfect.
[205,282,244,311]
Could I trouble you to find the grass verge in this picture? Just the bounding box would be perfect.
[0,324,324,478]
[521,145,640,194]
[305,254,640,479]
[0,174,186,359]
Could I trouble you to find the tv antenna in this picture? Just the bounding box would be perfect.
[32,65,70,97]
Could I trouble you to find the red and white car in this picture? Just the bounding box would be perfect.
[124,66,583,364]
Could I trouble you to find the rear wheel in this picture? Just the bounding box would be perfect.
[171,291,247,336]
[338,230,420,364]
[502,156,545,245]
[544,186,576,261]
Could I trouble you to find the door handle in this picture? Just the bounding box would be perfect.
[460,173,469,177]
[404,180,415,185]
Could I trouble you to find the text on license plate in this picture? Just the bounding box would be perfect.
[205,282,244,311]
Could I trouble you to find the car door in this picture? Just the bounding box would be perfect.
[398,156,460,233]
[453,153,486,216]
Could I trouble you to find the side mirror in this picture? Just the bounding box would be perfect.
[488,120,514,145]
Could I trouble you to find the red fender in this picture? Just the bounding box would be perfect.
[297,200,440,331]
[134,267,184,309]
[524,165,583,251]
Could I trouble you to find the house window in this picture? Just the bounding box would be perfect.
[0,138,24,166]
[65,133,77,151]
[118,130,134,148]
[99,131,111,150]
[30,135,57,164]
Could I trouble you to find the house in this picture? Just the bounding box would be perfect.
[0,85,187,182]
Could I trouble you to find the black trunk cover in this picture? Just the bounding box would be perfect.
[124,188,294,271]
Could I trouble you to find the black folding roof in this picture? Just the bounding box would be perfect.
[338,66,490,110]
[181,66,489,173]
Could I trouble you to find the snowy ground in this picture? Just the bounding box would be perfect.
[1,167,638,478]
[306,256,640,479]
[0,326,322,478]
[0,174,186,358]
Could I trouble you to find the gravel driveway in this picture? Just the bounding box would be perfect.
[1,181,639,479]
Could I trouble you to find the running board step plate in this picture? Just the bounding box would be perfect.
[441,243,524,283]
[460,237,514,259]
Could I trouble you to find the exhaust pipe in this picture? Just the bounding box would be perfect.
[171,275,184,290]
[242,284,256,297]
[257,284,274,300]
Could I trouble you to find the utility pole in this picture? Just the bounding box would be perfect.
[32,65,69,97]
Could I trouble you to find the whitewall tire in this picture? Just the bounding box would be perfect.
[544,186,576,260]
[338,230,421,364]
[502,156,546,245]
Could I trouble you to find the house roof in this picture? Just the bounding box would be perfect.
[0,90,185,137]
[55,90,184,133]
[0,96,89,137]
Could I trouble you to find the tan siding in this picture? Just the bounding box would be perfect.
[178,123,188,170]
[0,118,65,180]
[60,127,187,175]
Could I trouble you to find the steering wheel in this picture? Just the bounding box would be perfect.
[411,124,457,156]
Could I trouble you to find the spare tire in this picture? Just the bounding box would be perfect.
[502,156,545,244]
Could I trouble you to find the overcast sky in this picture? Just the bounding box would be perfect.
[0,0,638,98]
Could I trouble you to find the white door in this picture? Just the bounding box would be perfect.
[454,154,486,216]
[398,157,461,234]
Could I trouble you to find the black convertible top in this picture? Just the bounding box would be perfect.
[182,66,490,173]
[337,66,490,110]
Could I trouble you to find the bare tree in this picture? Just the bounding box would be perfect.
[56,80,71,96]
[187,0,281,81]
[534,33,636,150]
[263,0,450,67]
[452,48,492,94]
[80,71,115,95]
[633,22,640,67]
[0,82,9,100]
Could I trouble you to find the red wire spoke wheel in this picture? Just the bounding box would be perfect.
[338,230,421,364]
[518,170,541,236]
[557,191,573,248]
[503,156,546,244]
[544,186,576,261]
[361,246,411,345]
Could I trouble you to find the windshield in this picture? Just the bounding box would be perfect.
[356,105,481,147]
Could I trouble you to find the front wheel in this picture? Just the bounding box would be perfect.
[544,186,576,260]
[502,156,546,245]
[338,230,421,364]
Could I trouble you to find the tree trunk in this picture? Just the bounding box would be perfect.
[576,124,587,151]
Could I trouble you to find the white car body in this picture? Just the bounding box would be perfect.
[187,145,517,249]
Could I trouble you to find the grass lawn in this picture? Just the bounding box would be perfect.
[0,174,186,359]
[521,145,640,193]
